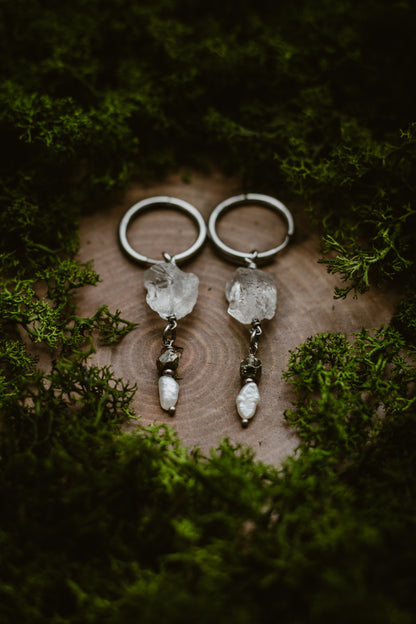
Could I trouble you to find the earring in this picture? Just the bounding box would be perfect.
[119,196,207,416]
[208,193,294,427]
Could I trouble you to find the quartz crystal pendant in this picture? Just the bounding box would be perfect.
[144,261,198,416]
[225,265,274,426]
[144,261,199,320]
[225,267,277,325]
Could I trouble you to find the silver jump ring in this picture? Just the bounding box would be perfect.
[119,196,207,266]
[208,193,295,266]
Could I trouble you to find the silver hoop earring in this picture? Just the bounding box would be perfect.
[119,196,207,416]
[208,193,294,427]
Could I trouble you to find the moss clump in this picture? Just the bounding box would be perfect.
[1,0,416,293]
[1,328,416,623]
[1,0,416,621]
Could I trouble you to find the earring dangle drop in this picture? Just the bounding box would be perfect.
[119,196,207,416]
[208,193,294,427]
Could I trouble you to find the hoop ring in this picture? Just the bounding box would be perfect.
[118,196,207,266]
[208,193,295,265]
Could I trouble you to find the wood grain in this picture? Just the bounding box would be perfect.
[76,170,400,466]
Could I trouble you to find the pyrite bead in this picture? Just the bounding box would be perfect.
[240,354,262,382]
[157,346,182,375]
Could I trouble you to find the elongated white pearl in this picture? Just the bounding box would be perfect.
[158,375,179,412]
[236,381,260,422]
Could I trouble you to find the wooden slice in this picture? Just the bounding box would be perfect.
[76,170,400,466]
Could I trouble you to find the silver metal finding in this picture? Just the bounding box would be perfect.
[118,196,207,266]
[244,251,259,269]
[162,316,177,348]
[163,252,174,263]
[249,320,262,356]
[208,193,295,265]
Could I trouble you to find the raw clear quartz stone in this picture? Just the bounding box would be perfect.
[144,261,199,320]
[236,381,260,421]
[225,267,277,324]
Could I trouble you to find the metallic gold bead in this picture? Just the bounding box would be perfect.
[240,354,262,382]
[157,346,182,375]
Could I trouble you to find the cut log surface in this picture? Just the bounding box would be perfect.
[76,170,400,466]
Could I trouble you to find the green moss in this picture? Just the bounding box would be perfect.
[1,0,415,291]
[1,329,416,622]
[1,0,416,621]
[283,327,416,460]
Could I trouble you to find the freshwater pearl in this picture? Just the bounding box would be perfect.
[158,375,179,411]
[236,381,260,421]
